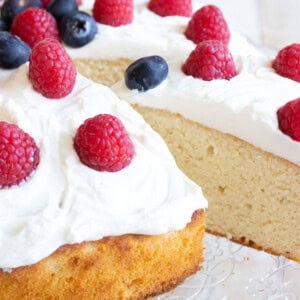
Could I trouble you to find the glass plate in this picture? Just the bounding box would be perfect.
[156,234,300,300]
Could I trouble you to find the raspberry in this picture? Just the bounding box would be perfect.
[277,98,300,142]
[11,7,60,48]
[273,44,300,83]
[41,0,52,7]
[29,38,76,99]
[0,121,40,188]
[92,0,133,27]
[182,40,237,81]
[185,5,230,45]
[148,0,192,17]
[74,114,135,172]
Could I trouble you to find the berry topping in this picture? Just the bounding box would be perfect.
[1,0,42,25]
[11,7,60,48]
[273,44,300,83]
[182,40,237,81]
[60,11,97,48]
[0,18,9,31]
[125,55,169,92]
[41,0,52,8]
[29,38,76,99]
[0,31,30,69]
[277,98,300,142]
[74,114,135,172]
[0,121,40,188]
[148,0,192,17]
[185,5,230,45]
[92,0,133,27]
[47,0,78,22]
[42,0,81,8]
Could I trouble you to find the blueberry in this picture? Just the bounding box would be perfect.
[125,56,169,92]
[47,0,78,22]
[0,31,31,69]
[60,11,97,48]
[1,0,42,25]
[0,19,9,31]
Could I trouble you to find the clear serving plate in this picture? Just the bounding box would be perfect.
[156,234,300,300]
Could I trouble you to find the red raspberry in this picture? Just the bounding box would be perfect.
[41,0,52,7]
[182,40,237,81]
[29,38,76,99]
[148,0,192,17]
[272,44,300,83]
[92,0,133,27]
[185,5,230,45]
[0,121,40,188]
[74,114,135,172]
[41,0,82,8]
[11,7,60,48]
[277,98,300,142]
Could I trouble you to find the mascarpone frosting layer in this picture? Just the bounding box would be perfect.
[0,65,206,269]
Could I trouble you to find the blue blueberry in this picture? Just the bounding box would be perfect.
[0,31,31,69]
[0,19,9,31]
[1,0,42,25]
[125,56,169,92]
[60,11,97,48]
[47,0,78,22]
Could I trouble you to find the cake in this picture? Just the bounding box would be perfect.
[66,0,300,262]
[1,0,299,297]
[0,39,207,298]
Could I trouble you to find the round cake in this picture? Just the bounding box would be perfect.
[1,0,300,298]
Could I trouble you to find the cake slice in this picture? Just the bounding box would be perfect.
[67,0,300,262]
[0,42,207,298]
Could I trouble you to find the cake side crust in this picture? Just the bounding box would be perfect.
[0,210,205,300]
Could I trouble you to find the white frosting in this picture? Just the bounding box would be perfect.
[68,0,259,60]
[0,65,206,268]
[68,1,197,60]
[68,0,300,166]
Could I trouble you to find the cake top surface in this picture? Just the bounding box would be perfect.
[68,0,300,166]
[0,64,206,269]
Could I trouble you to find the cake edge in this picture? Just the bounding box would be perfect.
[0,210,205,300]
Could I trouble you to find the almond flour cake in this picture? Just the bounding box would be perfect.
[0,36,207,299]
[66,0,300,262]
